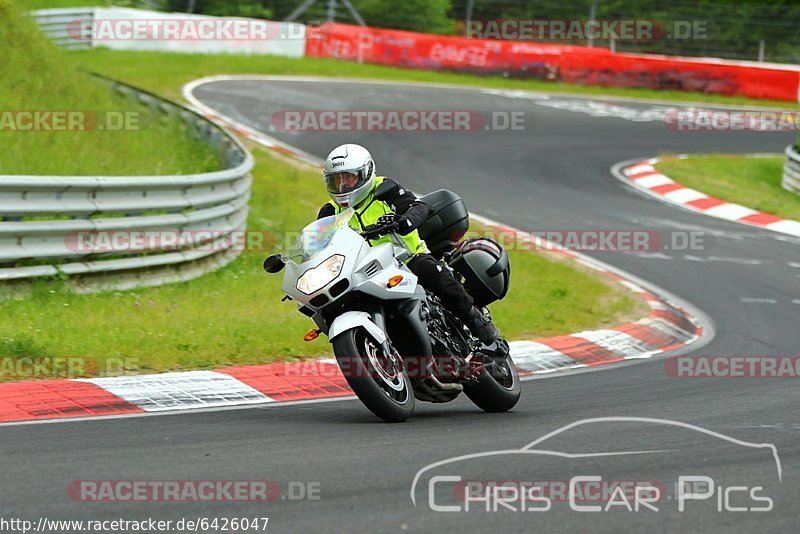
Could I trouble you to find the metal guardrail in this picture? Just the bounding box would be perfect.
[31,8,94,51]
[31,7,308,57]
[0,77,254,291]
[783,145,800,195]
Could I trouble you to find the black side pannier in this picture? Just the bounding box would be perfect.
[417,189,470,259]
[448,236,511,307]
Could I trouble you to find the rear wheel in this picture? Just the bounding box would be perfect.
[465,352,521,413]
[332,327,414,422]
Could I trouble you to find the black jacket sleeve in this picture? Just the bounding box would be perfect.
[383,179,429,236]
[317,203,335,220]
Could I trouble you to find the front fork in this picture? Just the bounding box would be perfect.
[366,305,405,373]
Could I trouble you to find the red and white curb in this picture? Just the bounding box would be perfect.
[0,216,705,425]
[618,156,800,237]
[0,78,709,425]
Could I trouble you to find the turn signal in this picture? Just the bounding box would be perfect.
[304,329,320,342]
[387,275,404,288]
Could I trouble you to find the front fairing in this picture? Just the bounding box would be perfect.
[282,210,354,265]
[281,226,366,303]
[278,209,421,321]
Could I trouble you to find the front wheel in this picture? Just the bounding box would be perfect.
[332,327,415,423]
[465,352,521,413]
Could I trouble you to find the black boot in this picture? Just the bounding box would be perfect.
[463,307,499,344]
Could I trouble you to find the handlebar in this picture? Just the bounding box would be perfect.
[361,213,399,240]
[360,216,413,262]
[360,221,397,240]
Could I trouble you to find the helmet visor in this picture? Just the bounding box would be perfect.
[324,169,367,195]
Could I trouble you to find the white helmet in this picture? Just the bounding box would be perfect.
[323,144,376,209]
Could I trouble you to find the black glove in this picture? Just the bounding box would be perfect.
[394,216,417,236]
[376,213,397,234]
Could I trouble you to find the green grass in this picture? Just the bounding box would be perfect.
[0,146,642,379]
[0,3,645,379]
[28,0,116,8]
[655,155,800,221]
[71,48,800,111]
[0,1,217,175]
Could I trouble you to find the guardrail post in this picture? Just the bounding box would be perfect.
[782,144,800,194]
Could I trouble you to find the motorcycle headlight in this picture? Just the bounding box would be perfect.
[296,254,345,295]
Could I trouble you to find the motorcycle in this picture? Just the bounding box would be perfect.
[263,181,520,422]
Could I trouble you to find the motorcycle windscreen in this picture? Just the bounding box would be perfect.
[283,208,354,264]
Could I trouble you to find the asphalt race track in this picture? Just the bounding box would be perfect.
[3,79,799,533]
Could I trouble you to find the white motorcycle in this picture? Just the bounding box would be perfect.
[263,182,520,422]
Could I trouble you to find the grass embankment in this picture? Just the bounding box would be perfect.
[0,1,217,175]
[72,48,800,111]
[655,155,800,221]
[0,8,644,379]
[28,0,112,8]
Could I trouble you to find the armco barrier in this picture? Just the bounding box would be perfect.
[31,7,94,50]
[306,23,800,103]
[31,7,307,58]
[783,145,800,194]
[0,77,254,291]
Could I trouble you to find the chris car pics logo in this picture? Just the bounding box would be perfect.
[410,417,781,513]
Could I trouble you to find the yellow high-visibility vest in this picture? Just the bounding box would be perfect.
[327,177,427,256]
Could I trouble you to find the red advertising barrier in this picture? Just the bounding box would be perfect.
[559,51,799,101]
[306,23,601,78]
[306,23,800,102]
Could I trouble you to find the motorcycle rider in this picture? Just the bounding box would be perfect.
[317,143,500,345]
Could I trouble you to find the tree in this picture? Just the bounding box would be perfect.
[167,0,273,19]
[350,0,453,33]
